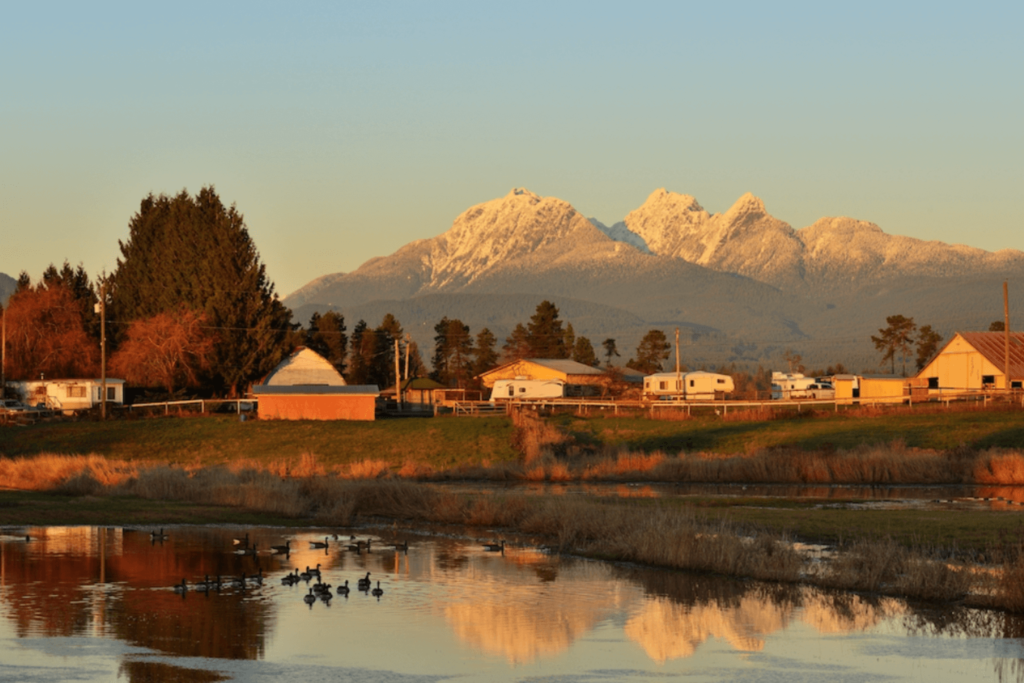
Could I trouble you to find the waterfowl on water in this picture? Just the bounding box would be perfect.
[309,563,322,578]
[311,537,329,549]
[393,540,409,553]
[345,539,367,552]
[150,529,168,541]
[282,570,300,586]
[371,581,384,598]
[232,533,249,546]
[483,540,505,553]
[250,568,263,586]
[299,568,312,582]
[357,572,372,590]
[172,578,187,593]
[235,573,248,589]
[270,540,291,554]
[303,589,316,606]
[337,580,350,597]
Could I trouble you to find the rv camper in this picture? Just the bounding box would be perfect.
[771,372,835,400]
[489,378,566,402]
[643,371,735,400]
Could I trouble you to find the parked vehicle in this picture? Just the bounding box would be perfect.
[643,371,735,400]
[771,373,835,399]
[489,378,565,402]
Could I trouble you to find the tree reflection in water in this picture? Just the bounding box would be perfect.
[2,526,1024,682]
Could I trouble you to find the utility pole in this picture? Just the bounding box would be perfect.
[674,327,681,395]
[1,304,6,400]
[1004,280,1011,392]
[404,333,411,382]
[394,337,402,409]
[96,282,107,420]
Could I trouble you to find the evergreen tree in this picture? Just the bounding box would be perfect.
[503,323,531,361]
[871,315,916,376]
[306,311,347,375]
[627,329,670,374]
[572,336,598,366]
[346,320,372,385]
[602,338,620,367]
[527,300,567,358]
[431,317,473,387]
[915,325,943,372]
[472,328,499,377]
[109,187,293,395]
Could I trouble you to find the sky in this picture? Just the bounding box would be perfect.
[2,2,1022,297]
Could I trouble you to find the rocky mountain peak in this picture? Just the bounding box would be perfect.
[427,188,605,289]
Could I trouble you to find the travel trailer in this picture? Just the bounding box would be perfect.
[643,371,735,400]
[489,378,566,402]
[771,372,835,400]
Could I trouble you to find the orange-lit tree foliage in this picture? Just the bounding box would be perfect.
[110,307,215,394]
[3,285,99,380]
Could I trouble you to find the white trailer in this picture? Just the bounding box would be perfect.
[489,378,566,402]
[771,372,835,400]
[643,371,735,400]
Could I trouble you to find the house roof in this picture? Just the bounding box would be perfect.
[524,359,605,375]
[957,332,1024,380]
[259,347,346,386]
[252,385,378,396]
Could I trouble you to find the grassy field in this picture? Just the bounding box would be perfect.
[0,414,518,467]
[558,403,1024,454]
[2,403,1023,467]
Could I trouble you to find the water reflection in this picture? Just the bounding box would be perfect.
[2,526,1024,682]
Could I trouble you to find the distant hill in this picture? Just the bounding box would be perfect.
[0,272,15,307]
[285,188,1024,372]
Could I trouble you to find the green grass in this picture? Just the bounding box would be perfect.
[559,405,1024,454]
[0,415,517,467]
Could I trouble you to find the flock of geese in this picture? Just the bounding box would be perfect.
[162,530,507,605]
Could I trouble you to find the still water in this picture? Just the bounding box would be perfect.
[2,526,1024,682]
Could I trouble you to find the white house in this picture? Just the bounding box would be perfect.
[12,378,125,413]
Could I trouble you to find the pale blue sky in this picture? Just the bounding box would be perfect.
[2,2,1021,296]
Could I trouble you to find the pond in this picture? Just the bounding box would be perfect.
[2,526,1024,682]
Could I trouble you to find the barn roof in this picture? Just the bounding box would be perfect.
[259,347,346,386]
[252,385,378,396]
[957,332,1024,380]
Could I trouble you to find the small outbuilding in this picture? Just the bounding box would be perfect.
[477,358,605,392]
[917,332,1024,392]
[252,347,378,420]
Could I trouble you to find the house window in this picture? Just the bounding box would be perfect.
[107,387,116,400]
[927,377,939,389]
[717,378,725,384]
[519,387,526,393]
[67,386,86,398]
[659,381,667,390]
[689,380,695,387]
[982,375,996,386]
[508,386,515,397]
[1013,381,1022,389]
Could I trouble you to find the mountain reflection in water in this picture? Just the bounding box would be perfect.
[2,526,1024,682]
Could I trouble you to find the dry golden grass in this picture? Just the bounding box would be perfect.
[345,459,390,479]
[0,454,138,491]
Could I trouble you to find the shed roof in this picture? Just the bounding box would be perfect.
[957,332,1024,380]
[514,359,604,376]
[260,347,346,386]
[252,385,378,396]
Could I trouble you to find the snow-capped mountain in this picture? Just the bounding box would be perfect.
[285,188,1024,370]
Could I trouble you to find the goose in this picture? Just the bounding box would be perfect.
[232,533,249,546]
[483,540,505,553]
[371,581,384,598]
[270,540,291,554]
[282,570,300,586]
[250,568,263,586]
[308,563,322,578]
[337,580,350,597]
[311,537,329,549]
[357,572,372,590]
[299,568,312,582]
[172,578,187,593]
[150,528,168,541]
[319,590,333,603]
[393,540,409,553]
[303,589,316,606]
[234,573,248,589]
[345,540,366,552]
